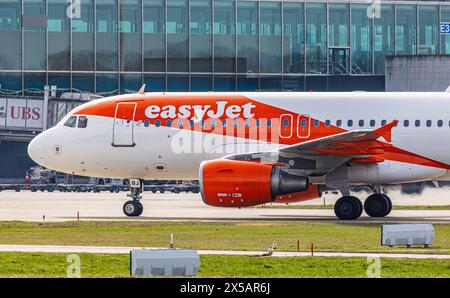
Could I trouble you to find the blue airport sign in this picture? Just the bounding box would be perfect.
[441,22,450,34]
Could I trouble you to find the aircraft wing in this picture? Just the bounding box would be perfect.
[279,120,398,156]
[225,120,399,176]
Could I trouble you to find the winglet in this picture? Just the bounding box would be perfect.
[446,85,450,92]
[374,120,398,142]
[138,84,146,94]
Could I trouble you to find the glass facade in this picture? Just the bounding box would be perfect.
[0,0,449,94]
[72,0,94,71]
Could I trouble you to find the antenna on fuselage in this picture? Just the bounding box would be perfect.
[138,84,146,94]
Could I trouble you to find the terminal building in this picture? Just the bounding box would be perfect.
[0,0,449,179]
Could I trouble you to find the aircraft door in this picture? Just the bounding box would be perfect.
[112,102,137,147]
[297,114,311,138]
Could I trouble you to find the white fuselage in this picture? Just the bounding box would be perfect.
[27,92,450,185]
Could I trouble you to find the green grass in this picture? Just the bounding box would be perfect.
[0,252,449,278]
[1,221,450,254]
[257,205,450,210]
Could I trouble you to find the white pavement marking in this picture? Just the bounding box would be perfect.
[1,191,450,222]
[0,244,449,259]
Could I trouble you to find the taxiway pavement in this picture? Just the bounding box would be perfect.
[1,189,450,223]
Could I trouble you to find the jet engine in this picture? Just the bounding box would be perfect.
[199,159,308,207]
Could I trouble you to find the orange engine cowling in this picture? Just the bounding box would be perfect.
[275,185,320,203]
[199,159,308,207]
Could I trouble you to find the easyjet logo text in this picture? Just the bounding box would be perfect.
[144,101,255,120]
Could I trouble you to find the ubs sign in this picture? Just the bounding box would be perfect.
[0,97,43,129]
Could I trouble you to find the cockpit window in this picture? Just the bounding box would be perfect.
[64,116,77,128]
[78,116,88,128]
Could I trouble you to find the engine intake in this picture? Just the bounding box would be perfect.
[199,159,308,207]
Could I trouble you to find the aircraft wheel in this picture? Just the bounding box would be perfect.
[123,201,143,217]
[334,196,363,220]
[387,199,392,215]
[364,194,391,217]
[134,202,143,216]
[383,194,392,215]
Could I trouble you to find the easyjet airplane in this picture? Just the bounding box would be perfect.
[27,87,450,220]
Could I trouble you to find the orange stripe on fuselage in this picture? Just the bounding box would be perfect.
[74,93,345,145]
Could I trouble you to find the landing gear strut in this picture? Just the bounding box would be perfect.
[123,179,144,217]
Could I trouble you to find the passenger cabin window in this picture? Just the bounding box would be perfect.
[438,120,443,127]
[313,120,320,127]
[155,120,161,127]
[369,120,375,127]
[336,120,342,127]
[381,120,387,126]
[77,116,88,128]
[325,120,331,127]
[358,120,364,127]
[347,120,353,127]
[64,116,77,128]
[415,120,421,127]
[403,120,409,127]
[426,120,432,127]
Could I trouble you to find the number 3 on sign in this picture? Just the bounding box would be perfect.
[129,179,141,188]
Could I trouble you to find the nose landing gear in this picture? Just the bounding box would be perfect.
[123,179,144,217]
[123,200,143,217]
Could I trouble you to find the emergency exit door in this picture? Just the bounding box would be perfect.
[112,102,137,147]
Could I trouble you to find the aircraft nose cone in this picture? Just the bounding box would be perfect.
[28,134,45,165]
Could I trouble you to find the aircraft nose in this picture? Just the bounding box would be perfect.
[28,134,46,165]
[28,127,66,171]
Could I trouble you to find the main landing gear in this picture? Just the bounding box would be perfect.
[334,196,363,220]
[123,179,144,217]
[334,192,392,220]
[364,193,392,218]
